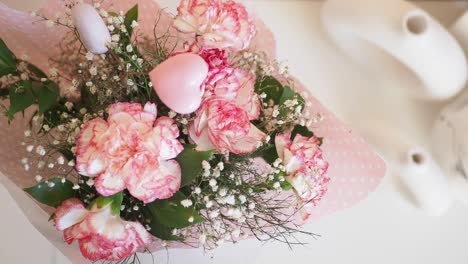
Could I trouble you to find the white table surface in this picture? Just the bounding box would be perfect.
[2,1,468,263]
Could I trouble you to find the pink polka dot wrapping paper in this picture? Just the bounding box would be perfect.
[0,0,387,261]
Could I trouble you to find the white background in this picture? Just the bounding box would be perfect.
[1,1,468,264]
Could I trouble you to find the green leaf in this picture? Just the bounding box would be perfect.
[124,4,138,36]
[146,192,203,229]
[6,80,35,119]
[42,103,67,130]
[280,180,293,191]
[278,86,305,119]
[27,63,47,79]
[255,76,284,104]
[291,125,314,139]
[34,81,59,114]
[92,192,123,216]
[0,38,17,76]
[290,125,323,146]
[278,85,297,105]
[318,137,324,146]
[5,80,60,121]
[261,144,279,164]
[177,144,214,187]
[24,178,76,208]
[146,219,183,241]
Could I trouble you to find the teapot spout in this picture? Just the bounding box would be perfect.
[359,121,453,215]
[402,11,429,36]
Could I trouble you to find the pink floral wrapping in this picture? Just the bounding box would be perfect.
[0,0,386,262]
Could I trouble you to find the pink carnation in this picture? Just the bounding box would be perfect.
[275,133,330,220]
[208,68,260,120]
[174,0,256,51]
[76,102,183,203]
[54,198,152,261]
[189,98,265,154]
[199,49,232,86]
[199,49,260,120]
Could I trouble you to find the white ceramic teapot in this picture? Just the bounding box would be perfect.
[432,11,468,206]
[322,0,468,215]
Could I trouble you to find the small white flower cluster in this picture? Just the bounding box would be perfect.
[232,50,326,133]
[234,51,289,79]
[33,177,71,190]
[260,90,324,133]
[183,159,287,249]
[19,103,87,185]
[21,134,77,185]
[186,161,250,247]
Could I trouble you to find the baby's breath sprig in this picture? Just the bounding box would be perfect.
[174,155,318,250]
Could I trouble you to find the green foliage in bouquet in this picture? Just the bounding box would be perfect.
[145,192,204,240]
[0,39,60,121]
[177,145,215,187]
[0,38,16,76]
[24,177,76,208]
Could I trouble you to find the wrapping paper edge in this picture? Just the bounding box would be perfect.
[0,173,89,263]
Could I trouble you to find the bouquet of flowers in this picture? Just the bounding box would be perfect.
[0,0,386,263]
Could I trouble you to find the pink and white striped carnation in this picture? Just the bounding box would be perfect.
[174,0,256,51]
[275,133,330,220]
[189,97,265,154]
[53,198,152,261]
[76,102,183,203]
[199,49,260,120]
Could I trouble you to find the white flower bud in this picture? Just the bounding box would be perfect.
[72,3,111,54]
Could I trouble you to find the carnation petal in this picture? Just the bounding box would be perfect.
[107,102,143,116]
[76,118,108,176]
[104,220,152,260]
[79,236,111,261]
[153,117,183,160]
[193,105,209,136]
[54,198,88,231]
[94,164,127,196]
[228,124,265,154]
[86,208,126,239]
[290,176,321,221]
[125,155,181,203]
[173,17,198,32]
[143,102,157,116]
[63,221,89,244]
[86,159,106,176]
[275,133,291,161]
[125,221,153,247]
[234,69,260,120]
[189,124,215,151]
[108,103,157,125]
